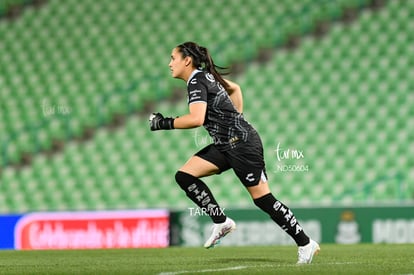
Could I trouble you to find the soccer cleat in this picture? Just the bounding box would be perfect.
[204,217,236,249]
[297,239,320,264]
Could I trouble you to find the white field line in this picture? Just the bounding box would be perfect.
[158,262,362,275]
[158,265,248,275]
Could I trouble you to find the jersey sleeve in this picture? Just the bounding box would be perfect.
[187,76,207,105]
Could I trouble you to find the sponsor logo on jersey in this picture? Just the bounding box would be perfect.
[206,73,215,83]
[189,89,202,102]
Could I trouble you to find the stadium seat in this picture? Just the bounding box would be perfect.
[0,0,413,213]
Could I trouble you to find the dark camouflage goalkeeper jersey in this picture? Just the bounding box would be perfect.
[186,70,255,151]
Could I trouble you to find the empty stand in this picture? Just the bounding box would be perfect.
[0,0,412,213]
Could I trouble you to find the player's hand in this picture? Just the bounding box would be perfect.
[149,112,175,131]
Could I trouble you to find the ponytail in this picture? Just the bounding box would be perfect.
[177,42,230,89]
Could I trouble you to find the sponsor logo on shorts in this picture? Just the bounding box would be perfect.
[245,173,255,182]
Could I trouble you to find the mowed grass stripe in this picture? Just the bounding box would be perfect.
[0,244,413,274]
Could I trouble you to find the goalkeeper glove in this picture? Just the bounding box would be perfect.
[149,112,175,131]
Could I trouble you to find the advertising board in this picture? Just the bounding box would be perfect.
[170,205,414,246]
[0,210,169,250]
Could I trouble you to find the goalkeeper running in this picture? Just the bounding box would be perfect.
[149,41,320,264]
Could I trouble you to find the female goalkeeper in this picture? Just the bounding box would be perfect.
[149,41,319,264]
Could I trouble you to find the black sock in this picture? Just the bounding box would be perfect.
[254,193,310,246]
[175,171,226,223]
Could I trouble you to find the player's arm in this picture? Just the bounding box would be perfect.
[224,79,243,113]
[173,102,206,129]
[149,102,206,131]
[150,77,207,131]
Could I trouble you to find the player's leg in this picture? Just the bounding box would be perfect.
[227,132,319,263]
[176,155,225,223]
[246,178,310,245]
[175,144,235,248]
[246,178,320,263]
[245,176,270,199]
[178,155,220,178]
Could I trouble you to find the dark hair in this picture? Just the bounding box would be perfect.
[177,41,230,89]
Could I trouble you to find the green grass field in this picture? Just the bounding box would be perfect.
[0,244,413,274]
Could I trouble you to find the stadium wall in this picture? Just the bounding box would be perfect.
[0,209,169,250]
[1,205,413,250]
[171,205,414,246]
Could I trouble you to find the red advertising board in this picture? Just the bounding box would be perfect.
[14,210,169,250]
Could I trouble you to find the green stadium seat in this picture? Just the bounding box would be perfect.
[0,0,413,212]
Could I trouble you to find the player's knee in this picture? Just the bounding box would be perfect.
[175,170,196,190]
